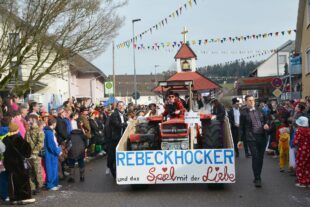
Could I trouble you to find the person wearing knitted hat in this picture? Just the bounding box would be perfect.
[294,116,310,187]
[3,122,35,204]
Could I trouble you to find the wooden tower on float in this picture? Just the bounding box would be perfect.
[153,27,221,93]
[174,27,197,73]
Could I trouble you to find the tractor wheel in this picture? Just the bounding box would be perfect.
[201,120,222,149]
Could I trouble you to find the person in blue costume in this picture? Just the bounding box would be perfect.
[0,117,11,202]
[44,117,62,191]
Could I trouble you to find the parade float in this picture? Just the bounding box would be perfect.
[116,30,235,185]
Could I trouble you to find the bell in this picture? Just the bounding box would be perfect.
[181,60,191,70]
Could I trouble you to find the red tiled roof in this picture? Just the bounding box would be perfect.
[174,44,197,59]
[153,72,221,92]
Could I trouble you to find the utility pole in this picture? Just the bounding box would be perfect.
[132,18,141,106]
[112,41,116,97]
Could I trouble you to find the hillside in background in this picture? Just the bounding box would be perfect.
[198,60,262,79]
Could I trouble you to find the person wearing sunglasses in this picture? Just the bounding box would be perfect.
[162,91,186,119]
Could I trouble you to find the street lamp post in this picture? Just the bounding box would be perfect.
[132,18,141,106]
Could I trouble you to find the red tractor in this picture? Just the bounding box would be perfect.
[127,81,223,152]
[116,80,234,186]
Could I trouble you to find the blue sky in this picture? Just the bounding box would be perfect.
[92,0,299,76]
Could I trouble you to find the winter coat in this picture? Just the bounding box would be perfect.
[239,107,268,142]
[55,116,68,144]
[110,110,128,142]
[3,133,32,202]
[212,103,226,122]
[63,117,72,136]
[3,134,32,173]
[90,118,104,144]
[104,117,112,144]
[162,99,186,118]
[67,129,86,160]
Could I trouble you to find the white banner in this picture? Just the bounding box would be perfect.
[116,149,235,184]
[184,110,200,127]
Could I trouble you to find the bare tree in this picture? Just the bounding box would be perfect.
[0,0,125,95]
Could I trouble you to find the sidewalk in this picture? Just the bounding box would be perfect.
[0,153,107,205]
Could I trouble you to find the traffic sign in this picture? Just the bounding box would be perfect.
[104,81,114,95]
[272,88,282,97]
[271,78,283,88]
[132,91,140,100]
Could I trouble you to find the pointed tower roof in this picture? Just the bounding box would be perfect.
[174,43,197,60]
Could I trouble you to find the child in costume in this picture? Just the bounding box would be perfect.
[278,127,290,172]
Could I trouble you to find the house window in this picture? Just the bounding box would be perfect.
[279,55,287,64]
[307,48,310,74]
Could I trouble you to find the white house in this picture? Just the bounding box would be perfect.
[0,6,107,109]
[251,40,294,77]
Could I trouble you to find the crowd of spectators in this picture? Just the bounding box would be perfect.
[228,96,310,188]
[0,93,309,205]
[0,95,107,205]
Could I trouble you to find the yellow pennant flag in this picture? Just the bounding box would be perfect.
[188,0,192,7]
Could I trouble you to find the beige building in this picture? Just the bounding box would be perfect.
[295,0,310,98]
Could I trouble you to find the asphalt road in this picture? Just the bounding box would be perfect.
[4,152,310,207]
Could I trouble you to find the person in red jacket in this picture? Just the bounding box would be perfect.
[294,116,310,188]
[162,91,186,119]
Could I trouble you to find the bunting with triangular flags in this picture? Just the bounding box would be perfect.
[116,0,199,48]
[117,29,296,49]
